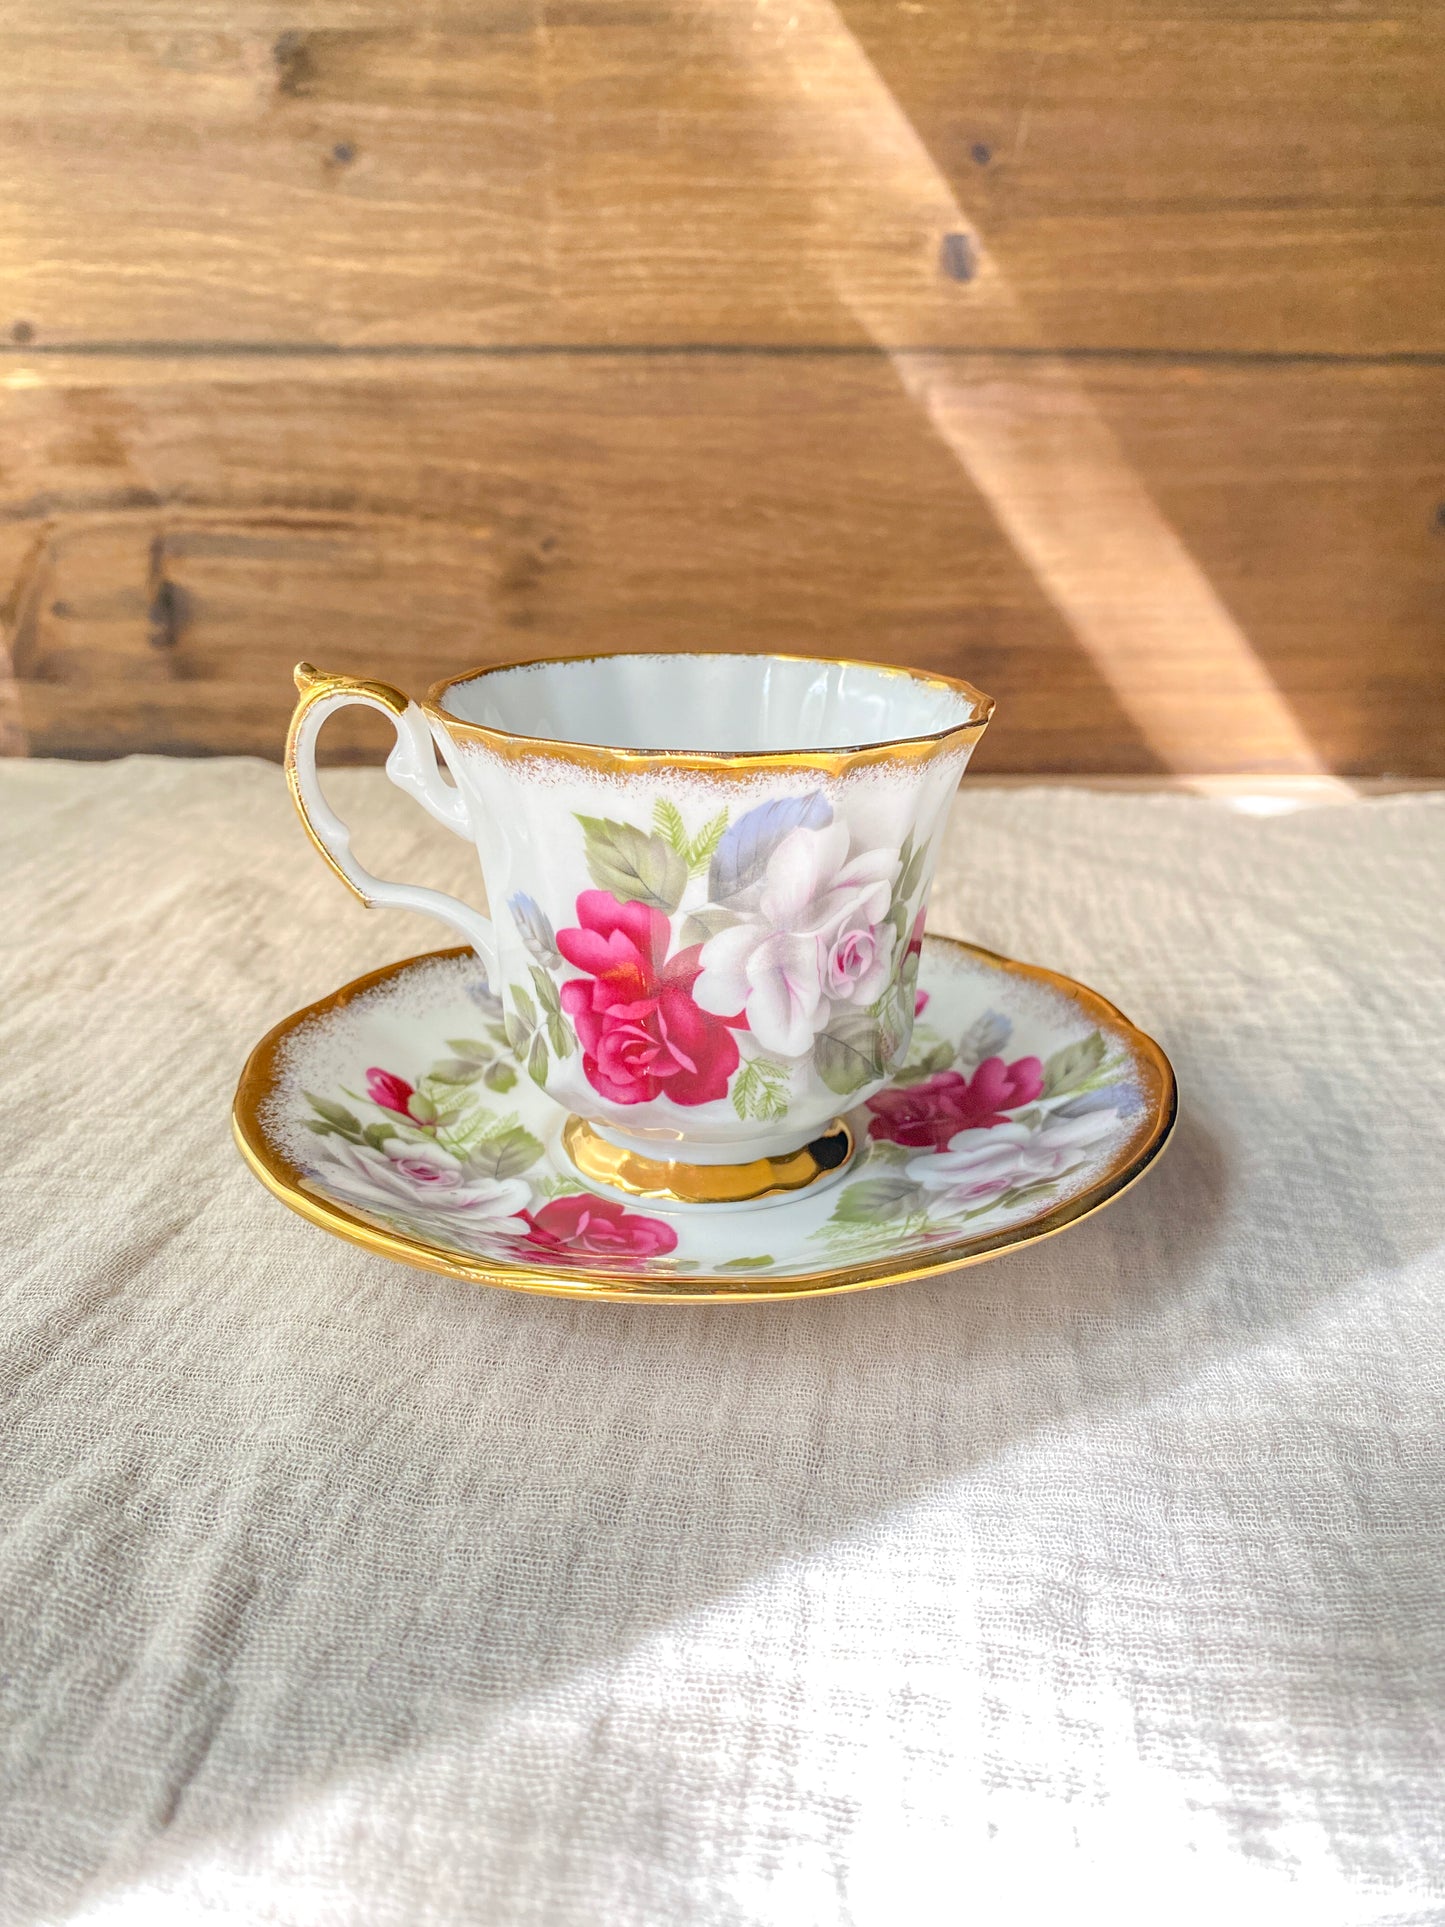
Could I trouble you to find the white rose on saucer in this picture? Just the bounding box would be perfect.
[908,1108,1119,1208]
[315,1137,531,1243]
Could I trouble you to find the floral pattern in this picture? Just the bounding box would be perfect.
[864,1055,1045,1149]
[316,1136,532,1244]
[521,1194,678,1262]
[692,818,897,1055]
[556,892,742,1107]
[501,788,933,1120]
[288,946,1150,1283]
[299,1031,679,1264]
[813,1008,1141,1260]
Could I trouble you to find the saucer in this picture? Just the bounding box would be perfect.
[233,937,1176,1302]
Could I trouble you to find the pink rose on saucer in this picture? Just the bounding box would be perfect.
[558,891,743,1107]
[522,1193,678,1262]
[865,1056,1045,1150]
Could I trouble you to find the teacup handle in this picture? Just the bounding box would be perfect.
[285,662,498,979]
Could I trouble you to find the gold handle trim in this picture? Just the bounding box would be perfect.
[285,662,411,904]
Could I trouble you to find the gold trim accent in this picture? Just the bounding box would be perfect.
[231,937,1178,1304]
[423,649,994,779]
[284,662,413,907]
[561,1113,855,1204]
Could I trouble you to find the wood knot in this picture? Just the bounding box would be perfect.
[273,31,315,96]
[939,233,977,283]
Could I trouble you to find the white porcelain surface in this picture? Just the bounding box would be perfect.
[440,652,977,752]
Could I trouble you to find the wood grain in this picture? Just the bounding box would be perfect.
[5,353,1442,774]
[2,0,1442,353]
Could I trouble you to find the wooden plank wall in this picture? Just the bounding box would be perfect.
[2,0,1442,773]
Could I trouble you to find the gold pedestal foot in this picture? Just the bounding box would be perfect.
[562,1115,855,1206]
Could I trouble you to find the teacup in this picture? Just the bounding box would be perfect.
[286,652,992,1204]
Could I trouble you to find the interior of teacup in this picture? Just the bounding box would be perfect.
[433,652,987,754]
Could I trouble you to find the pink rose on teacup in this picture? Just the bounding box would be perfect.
[558,891,744,1107]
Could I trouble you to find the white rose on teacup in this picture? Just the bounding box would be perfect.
[692,820,898,1057]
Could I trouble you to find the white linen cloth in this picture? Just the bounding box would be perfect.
[1,758,1442,1927]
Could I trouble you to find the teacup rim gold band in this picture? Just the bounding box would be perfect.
[422,648,994,777]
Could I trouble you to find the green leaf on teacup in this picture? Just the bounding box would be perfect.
[898,834,926,909]
[527,1031,549,1088]
[682,904,742,946]
[652,801,730,878]
[652,797,688,855]
[1041,1030,1106,1098]
[813,1010,886,1096]
[730,1057,790,1122]
[576,814,686,913]
[545,1011,572,1058]
[529,965,564,1019]
[511,982,537,1029]
[684,809,729,876]
[502,1006,530,1056]
[872,974,914,1070]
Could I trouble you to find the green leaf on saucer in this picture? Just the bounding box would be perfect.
[428,1056,486,1085]
[305,1093,362,1134]
[445,1037,494,1061]
[893,1039,954,1085]
[471,1122,544,1181]
[483,1061,518,1093]
[831,1173,925,1224]
[1041,1030,1106,1098]
[717,1255,774,1271]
